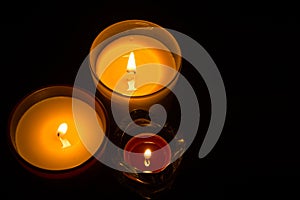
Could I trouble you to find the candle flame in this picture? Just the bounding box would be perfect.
[57,123,68,136]
[144,149,151,167]
[144,149,152,160]
[126,51,137,91]
[57,123,71,148]
[127,51,136,73]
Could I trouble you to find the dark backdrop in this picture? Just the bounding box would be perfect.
[1,1,299,199]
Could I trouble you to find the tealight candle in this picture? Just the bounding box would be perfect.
[114,117,185,199]
[123,133,171,173]
[8,86,108,176]
[89,19,182,112]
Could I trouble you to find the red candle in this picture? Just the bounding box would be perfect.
[124,133,171,173]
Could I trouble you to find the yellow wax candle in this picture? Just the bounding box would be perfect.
[95,35,177,97]
[11,88,106,171]
[89,20,182,114]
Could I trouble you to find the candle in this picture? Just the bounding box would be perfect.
[9,86,108,174]
[89,19,182,112]
[114,119,185,199]
[95,35,177,97]
[123,133,171,173]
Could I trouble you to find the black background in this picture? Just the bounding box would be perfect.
[1,1,299,199]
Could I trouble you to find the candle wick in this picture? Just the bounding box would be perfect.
[144,159,150,167]
[127,71,137,91]
[57,132,71,149]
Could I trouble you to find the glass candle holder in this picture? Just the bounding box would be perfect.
[88,19,182,117]
[112,110,186,199]
[8,85,109,178]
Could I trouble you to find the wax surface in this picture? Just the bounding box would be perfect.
[15,97,105,171]
[95,35,177,96]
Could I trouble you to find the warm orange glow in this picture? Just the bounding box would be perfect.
[126,51,136,73]
[15,97,105,171]
[96,35,177,97]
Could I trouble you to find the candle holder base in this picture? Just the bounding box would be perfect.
[116,157,183,199]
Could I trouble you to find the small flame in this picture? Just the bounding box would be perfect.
[57,123,68,136]
[126,51,136,73]
[144,149,152,160]
[144,149,151,167]
[57,123,71,148]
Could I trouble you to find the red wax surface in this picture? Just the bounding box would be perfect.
[124,133,171,173]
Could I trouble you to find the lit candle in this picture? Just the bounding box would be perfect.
[95,35,177,97]
[123,133,171,173]
[9,86,108,173]
[89,20,182,112]
[114,119,185,199]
